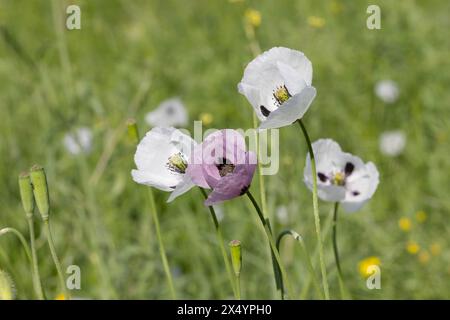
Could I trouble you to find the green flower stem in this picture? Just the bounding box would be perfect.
[246,191,294,299]
[276,230,324,299]
[297,119,330,299]
[199,188,237,298]
[236,274,241,300]
[43,219,70,299]
[146,188,177,299]
[27,215,45,300]
[332,202,348,299]
[0,227,44,299]
[0,227,33,265]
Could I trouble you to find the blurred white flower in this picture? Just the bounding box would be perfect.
[304,139,379,213]
[131,127,196,202]
[238,47,316,129]
[375,80,399,104]
[145,98,188,127]
[63,127,93,155]
[276,205,289,224]
[379,130,406,157]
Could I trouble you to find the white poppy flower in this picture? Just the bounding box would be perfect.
[238,47,316,129]
[379,130,406,157]
[63,127,93,155]
[276,205,289,224]
[304,139,379,213]
[145,98,188,127]
[375,80,399,104]
[131,127,196,202]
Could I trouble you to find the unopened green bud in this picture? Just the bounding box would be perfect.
[126,118,140,145]
[29,165,50,220]
[18,172,34,215]
[229,240,242,276]
[0,270,15,300]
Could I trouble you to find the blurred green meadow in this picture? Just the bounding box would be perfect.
[0,0,449,299]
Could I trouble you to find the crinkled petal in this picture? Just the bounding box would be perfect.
[132,127,194,191]
[167,175,196,202]
[259,86,316,130]
[341,162,379,213]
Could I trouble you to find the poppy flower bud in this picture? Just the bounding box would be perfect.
[229,240,242,276]
[29,165,50,221]
[126,118,140,145]
[18,172,34,215]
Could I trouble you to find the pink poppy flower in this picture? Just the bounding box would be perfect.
[187,129,257,206]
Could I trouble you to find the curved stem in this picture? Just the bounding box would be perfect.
[43,219,70,299]
[246,191,294,299]
[333,202,347,299]
[297,119,330,299]
[0,227,33,265]
[147,189,177,299]
[276,230,324,299]
[199,188,237,298]
[27,216,45,300]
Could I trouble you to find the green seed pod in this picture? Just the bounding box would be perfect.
[126,118,140,145]
[18,172,34,215]
[29,165,50,220]
[229,240,242,276]
[0,270,15,300]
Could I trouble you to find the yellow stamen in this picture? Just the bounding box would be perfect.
[273,86,291,105]
[167,153,187,174]
[332,172,345,186]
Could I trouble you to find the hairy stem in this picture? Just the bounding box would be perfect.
[297,119,330,299]
[246,191,294,299]
[199,188,237,297]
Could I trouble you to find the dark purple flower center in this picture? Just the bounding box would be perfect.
[216,158,235,177]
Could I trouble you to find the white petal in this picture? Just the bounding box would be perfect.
[379,130,406,156]
[133,127,194,191]
[304,139,346,202]
[276,61,307,95]
[145,98,188,127]
[259,86,316,130]
[239,47,313,119]
[237,83,268,121]
[167,175,195,202]
[76,127,93,153]
[341,162,380,213]
[374,80,399,104]
[63,134,81,155]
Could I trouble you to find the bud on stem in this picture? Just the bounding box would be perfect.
[29,165,50,221]
[229,240,242,276]
[126,118,140,145]
[18,172,34,215]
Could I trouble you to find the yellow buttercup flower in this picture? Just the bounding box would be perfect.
[418,251,430,264]
[398,217,412,232]
[406,241,420,255]
[415,210,427,223]
[55,293,67,300]
[358,256,381,277]
[199,112,213,126]
[308,16,325,29]
[245,9,261,28]
[430,243,442,256]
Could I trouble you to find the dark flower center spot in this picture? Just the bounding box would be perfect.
[240,185,250,195]
[260,106,271,117]
[317,172,328,182]
[217,158,235,177]
[352,191,360,196]
[345,162,355,176]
